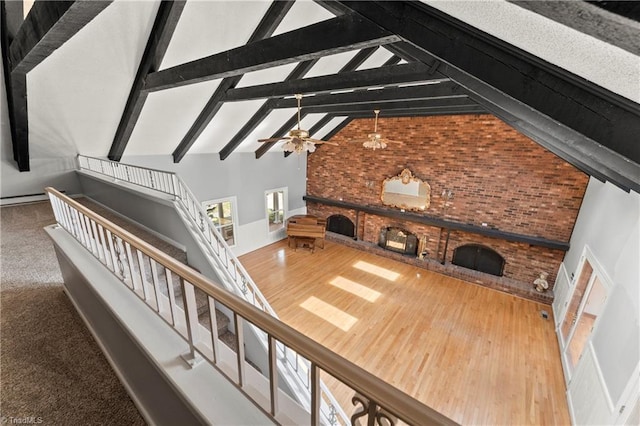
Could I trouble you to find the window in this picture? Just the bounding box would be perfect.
[266,189,286,233]
[203,197,237,246]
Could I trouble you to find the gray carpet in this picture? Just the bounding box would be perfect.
[0,199,187,425]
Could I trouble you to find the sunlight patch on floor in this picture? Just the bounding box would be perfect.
[329,276,381,302]
[353,260,400,281]
[300,296,358,332]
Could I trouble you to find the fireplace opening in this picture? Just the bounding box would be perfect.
[326,214,355,238]
[452,244,505,276]
[379,227,418,256]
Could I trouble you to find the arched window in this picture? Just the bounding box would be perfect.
[452,244,505,276]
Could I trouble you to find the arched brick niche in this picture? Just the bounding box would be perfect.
[452,244,505,277]
[326,214,355,238]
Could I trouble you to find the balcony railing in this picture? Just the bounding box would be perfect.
[46,187,455,426]
[76,155,345,423]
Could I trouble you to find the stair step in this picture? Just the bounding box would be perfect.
[197,308,231,336]
[216,330,262,374]
[218,330,237,351]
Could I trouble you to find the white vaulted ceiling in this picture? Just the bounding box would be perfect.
[25,0,397,159]
[14,0,639,193]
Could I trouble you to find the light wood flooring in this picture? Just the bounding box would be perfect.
[239,239,570,425]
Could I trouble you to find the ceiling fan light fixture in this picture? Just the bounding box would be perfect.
[363,140,387,150]
[257,93,337,154]
[282,139,316,154]
[353,109,403,150]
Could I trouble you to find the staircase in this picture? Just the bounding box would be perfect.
[76,155,347,425]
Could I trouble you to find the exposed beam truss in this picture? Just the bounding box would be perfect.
[143,13,400,92]
[337,1,640,192]
[10,1,111,74]
[108,0,186,161]
[171,0,295,163]
[342,107,485,118]
[224,62,441,102]
[254,47,380,159]
[298,98,479,115]
[271,82,467,109]
[3,0,110,171]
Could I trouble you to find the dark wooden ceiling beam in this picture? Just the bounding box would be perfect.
[143,13,400,92]
[10,1,111,74]
[218,59,318,161]
[224,62,437,102]
[340,106,486,118]
[254,46,381,158]
[1,1,21,165]
[3,0,110,172]
[108,0,186,161]
[272,82,466,109]
[381,54,402,66]
[171,0,295,163]
[338,1,640,192]
[3,1,23,40]
[300,98,479,115]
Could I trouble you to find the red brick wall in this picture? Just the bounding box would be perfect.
[306,114,588,299]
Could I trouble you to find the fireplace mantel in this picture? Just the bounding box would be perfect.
[303,195,569,251]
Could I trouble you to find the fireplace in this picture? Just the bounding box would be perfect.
[452,244,505,276]
[327,214,355,238]
[378,227,418,256]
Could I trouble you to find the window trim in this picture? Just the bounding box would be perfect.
[202,196,239,247]
[265,187,288,234]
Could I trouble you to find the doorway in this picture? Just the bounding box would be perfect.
[561,258,608,374]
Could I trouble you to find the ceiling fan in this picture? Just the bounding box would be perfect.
[258,94,338,154]
[352,109,403,150]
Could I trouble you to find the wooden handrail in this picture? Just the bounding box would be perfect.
[45,187,457,426]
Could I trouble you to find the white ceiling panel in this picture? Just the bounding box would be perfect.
[124,79,223,156]
[313,116,351,140]
[304,50,359,78]
[236,108,298,153]
[272,1,335,36]
[188,100,266,154]
[236,63,299,88]
[27,1,159,158]
[427,0,640,103]
[355,48,395,70]
[160,1,272,70]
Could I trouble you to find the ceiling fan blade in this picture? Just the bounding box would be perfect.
[306,138,339,146]
[258,137,289,143]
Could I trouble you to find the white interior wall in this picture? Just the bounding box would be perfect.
[1,45,81,202]
[120,152,307,255]
[559,177,640,423]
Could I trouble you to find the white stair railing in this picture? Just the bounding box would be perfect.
[46,186,455,426]
[76,155,347,425]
